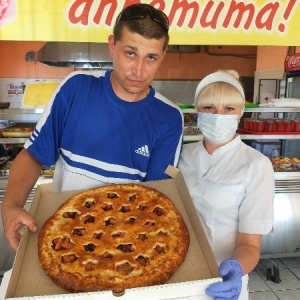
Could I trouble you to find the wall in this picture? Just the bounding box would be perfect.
[0,41,258,107]
[0,42,72,79]
[0,77,199,115]
[156,45,257,79]
[256,47,286,71]
[0,42,257,79]
[256,46,300,71]
[253,46,300,102]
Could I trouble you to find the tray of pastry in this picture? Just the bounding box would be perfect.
[41,166,55,177]
[184,126,201,135]
[0,127,34,138]
[271,156,300,172]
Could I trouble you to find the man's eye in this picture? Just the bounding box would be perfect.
[147,55,156,61]
[126,51,135,57]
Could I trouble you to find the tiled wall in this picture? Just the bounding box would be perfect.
[0,78,198,122]
[151,80,198,105]
[0,78,62,122]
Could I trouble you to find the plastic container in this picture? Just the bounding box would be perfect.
[293,119,300,132]
[264,119,275,132]
[243,118,251,130]
[274,119,285,132]
[255,119,265,132]
[248,119,256,131]
[283,119,292,132]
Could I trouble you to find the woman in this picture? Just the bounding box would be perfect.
[179,70,274,300]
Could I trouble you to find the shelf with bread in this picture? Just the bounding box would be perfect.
[0,124,35,144]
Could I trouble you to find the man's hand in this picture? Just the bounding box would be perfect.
[3,207,37,252]
[206,258,243,300]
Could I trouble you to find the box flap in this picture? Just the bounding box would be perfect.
[164,165,218,277]
[171,169,219,278]
[164,165,181,179]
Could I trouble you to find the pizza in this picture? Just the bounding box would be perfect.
[38,184,190,294]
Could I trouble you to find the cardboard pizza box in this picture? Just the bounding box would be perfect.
[5,166,221,300]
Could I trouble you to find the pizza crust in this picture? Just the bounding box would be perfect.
[38,184,190,293]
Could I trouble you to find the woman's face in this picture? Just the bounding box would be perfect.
[197,104,243,121]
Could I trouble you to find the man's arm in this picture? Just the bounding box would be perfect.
[1,148,43,252]
[145,110,183,181]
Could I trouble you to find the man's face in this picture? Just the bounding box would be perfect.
[108,27,167,102]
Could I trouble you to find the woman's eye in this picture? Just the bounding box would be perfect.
[225,107,235,111]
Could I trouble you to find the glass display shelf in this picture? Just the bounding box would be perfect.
[183,133,300,142]
[0,138,29,144]
[0,108,44,114]
[181,107,300,113]
[182,107,300,142]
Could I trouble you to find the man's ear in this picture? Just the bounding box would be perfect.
[108,35,115,58]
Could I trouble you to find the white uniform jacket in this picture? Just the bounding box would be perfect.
[179,136,275,299]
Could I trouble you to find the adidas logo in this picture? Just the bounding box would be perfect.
[135,145,150,157]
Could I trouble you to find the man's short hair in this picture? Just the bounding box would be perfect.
[113,4,169,51]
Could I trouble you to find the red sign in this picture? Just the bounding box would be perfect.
[285,53,300,73]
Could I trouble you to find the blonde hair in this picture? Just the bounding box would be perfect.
[195,69,245,109]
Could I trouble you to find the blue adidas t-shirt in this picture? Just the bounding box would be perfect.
[25,71,183,192]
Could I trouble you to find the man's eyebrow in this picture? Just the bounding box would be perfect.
[123,45,160,57]
[124,45,138,51]
[147,53,159,58]
[123,45,138,51]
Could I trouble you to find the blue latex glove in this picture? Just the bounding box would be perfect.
[206,258,243,300]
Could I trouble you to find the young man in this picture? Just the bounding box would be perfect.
[2,4,183,252]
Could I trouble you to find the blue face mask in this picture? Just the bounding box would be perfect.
[197,112,238,144]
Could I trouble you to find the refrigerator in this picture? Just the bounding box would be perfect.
[285,72,300,99]
[281,71,300,156]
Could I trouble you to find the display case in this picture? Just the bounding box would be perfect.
[0,108,43,144]
[2,106,300,151]
[182,107,300,143]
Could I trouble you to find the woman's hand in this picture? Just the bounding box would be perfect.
[205,258,243,300]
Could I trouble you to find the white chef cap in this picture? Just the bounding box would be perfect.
[195,71,245,105]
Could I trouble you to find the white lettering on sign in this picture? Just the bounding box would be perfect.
[285,53,300,72]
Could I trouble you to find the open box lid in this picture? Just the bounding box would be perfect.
[5,166,220,300]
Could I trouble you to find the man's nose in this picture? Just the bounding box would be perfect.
[132,58,144,76]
